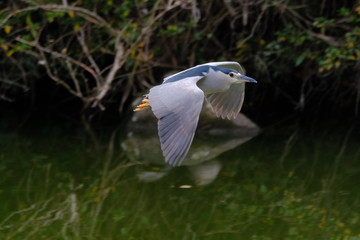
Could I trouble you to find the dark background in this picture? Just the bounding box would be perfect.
[1,0,359,130]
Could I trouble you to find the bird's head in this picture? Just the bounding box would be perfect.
[227,71,257,84]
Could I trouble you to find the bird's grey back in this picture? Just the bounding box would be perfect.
[163,65,235,84]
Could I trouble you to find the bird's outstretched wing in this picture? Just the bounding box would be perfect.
[206,83,245,120]
[148,76,204,166]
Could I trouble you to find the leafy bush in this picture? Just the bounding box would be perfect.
[1,1,359,120]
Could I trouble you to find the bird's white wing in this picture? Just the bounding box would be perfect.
[148,77,205,166]
[206,83,245,120]
[198,61,246,75]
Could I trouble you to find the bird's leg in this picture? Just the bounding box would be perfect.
[134,97,150,111]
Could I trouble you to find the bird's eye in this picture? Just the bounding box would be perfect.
[229,72,235,77]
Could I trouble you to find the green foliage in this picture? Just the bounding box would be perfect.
[261,5,360,73]
[160,24,187,36]
[0,0,360,117]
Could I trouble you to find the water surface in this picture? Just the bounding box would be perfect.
[0,125,359,239]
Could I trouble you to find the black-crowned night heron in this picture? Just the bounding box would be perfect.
[135,61,257,166]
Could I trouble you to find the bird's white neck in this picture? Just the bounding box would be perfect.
[197,68,235,94]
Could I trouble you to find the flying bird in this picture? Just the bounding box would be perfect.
[134,61,257,166]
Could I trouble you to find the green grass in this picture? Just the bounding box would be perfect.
[0,125,359,239]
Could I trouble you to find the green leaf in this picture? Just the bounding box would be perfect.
[338,7,351,17]
[295,54,306,66]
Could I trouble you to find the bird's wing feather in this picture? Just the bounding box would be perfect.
[148,76,204,166]
[198,61,246,75]
[206,83,245,120]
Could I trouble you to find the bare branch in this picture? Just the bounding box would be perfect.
[65,60,83,97]
[76,28,103,85]
[0,4,118,36]
[15,37,101,83]
[39,50,82,97]
[307,31,342,47]
[236,2,269,46]
[91,36,125,109]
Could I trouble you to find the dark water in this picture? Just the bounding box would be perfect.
[0,125,359,240]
